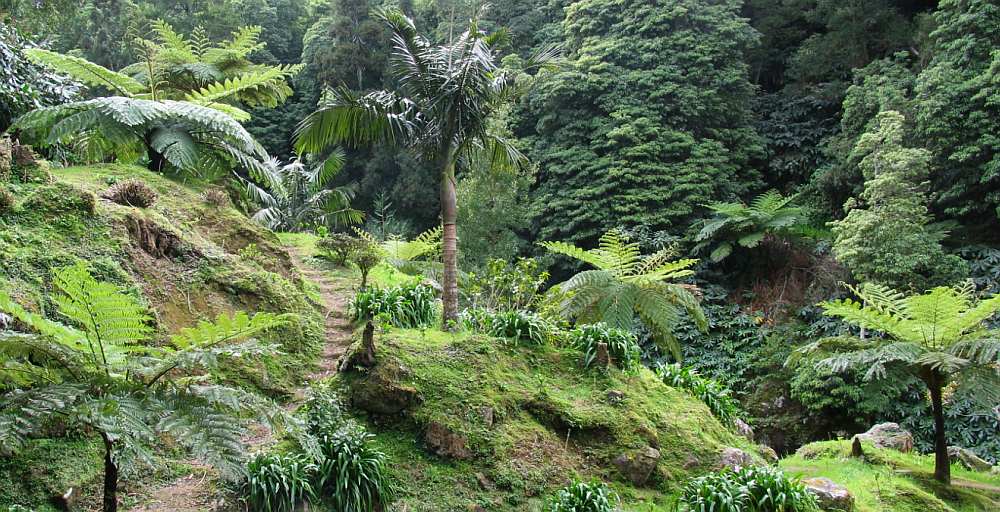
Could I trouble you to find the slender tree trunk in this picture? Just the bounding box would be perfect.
[440,160,459,329]
[101,433,119,512]
[928,375,950,484]
[145,142,166,173]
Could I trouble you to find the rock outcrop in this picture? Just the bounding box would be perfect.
[803,477,854,511]
[852,422,913,453]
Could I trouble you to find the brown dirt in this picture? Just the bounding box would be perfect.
[128,244,356,512]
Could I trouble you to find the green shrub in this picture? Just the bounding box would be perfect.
[0,186,14,214]
[243,452,318,512]
[465,257,549,311]
[316,428,395,512]
[302,386,351,437]
[679,465,818,512]
[349,240,383,288]
[461,308,550,344]
[352,284,436,328]
[317,233,364,266]
[567,323,641,371]
[657,363,742,427]
[546,480,618,512]
[100,178,157,208]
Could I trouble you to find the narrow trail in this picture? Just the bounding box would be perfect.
[129,246,356,512]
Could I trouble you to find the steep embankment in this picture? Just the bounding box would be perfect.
[335,326,761,511]
[0,164,325,510]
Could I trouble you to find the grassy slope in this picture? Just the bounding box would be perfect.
[781,440,1000,512]
[0,164,325,510]
[335,325,758,511]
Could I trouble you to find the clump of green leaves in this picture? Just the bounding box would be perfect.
[317,232,364,266]
[350,240,383,289]
[657,363,743,427]
[465,257,549,312]
[546,480,619,512]
[315,428,395,512]
[461,308,551,345]
[352,284,436,328]
[567,323,641,371]
[243,452,318,512]
[694,190,809,262]
[679,465,818,512]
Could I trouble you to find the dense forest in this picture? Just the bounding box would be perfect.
[1,0,999,511]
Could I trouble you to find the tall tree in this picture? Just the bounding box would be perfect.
[830,111,966,290]
[519,0,763,247]
[794,282,1000,484]
[295,7,556,325]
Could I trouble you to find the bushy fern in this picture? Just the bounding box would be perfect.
[352,284,436,328]
[679,465,818,512]
[567,323,641,371]
[546,480,619,512]
[461,308,551,345]
[693,190,810,262]
[541,229,707,360]
[656,363,743,427]
[101,178,157,208]
[0,263,290,512]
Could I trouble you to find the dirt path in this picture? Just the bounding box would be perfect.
[129,246,356,512]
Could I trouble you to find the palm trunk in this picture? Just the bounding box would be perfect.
[440,160,459,329]
[101,433,119,512]
[929,377,950,484]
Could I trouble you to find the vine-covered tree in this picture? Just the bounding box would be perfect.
[794,282,1000,484]
[295,7,557,326]
[830,111,966,290]
[0,264,289,511]
[520,0,763,246]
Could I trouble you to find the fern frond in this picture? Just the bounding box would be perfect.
[150,19,197,62]
[170,311,290,350]
[24,48,145,95]
[0,384,89,452]
[185,65,302,109]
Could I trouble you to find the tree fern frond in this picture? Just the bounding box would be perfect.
[0,384,88,452]
[24,48,145,95]
[169,311,290,350]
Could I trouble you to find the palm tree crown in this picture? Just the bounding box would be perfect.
[541,230,708,360]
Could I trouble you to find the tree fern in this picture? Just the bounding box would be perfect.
[0,264,290,511]
[693,190,810,263]
[542,230,707,360]
[792,282,1000,484]
[23,48,145,96]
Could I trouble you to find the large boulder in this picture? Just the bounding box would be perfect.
[734,418,754,441]
[717,447,755,471]
[757,444,779,463]
[613,446,661,485]
[852,423,913,453]
[803,477,854,511]
[948,446,993,472]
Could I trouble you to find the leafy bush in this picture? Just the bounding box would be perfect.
[317,233,364,265]
[0,186,14,214]
[465,257,549,311]
[352,284,436,328]
[461,308,550,344]
[679,465,818,512]
[567,323,641,371]
[350,240,383,289]
[243,452,318,512]
[0,24,79,130]
[100,178,157,208]
[303,386,351,437]
[657,363,742,427]
[546,480,618,512]
[316,428,395,512]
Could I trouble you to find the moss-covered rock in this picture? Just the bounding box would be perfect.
[335,328,758,511]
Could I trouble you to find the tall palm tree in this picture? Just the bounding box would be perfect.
[541,230,708,361]
[792,282,1000,484]
[294,7,558,326]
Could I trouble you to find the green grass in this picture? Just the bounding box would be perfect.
[334,326,757,511]
[0,437,104,511]
[781,441,1000,512]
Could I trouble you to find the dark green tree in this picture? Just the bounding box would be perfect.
[520,0,763,247]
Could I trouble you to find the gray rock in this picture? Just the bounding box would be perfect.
[717,447,755,471]
[757,444,779,463]
[613,446,661,485]
[948,446,993,472]
[852,422,913,453]
[734,418,754,441]
[803,477,854,511]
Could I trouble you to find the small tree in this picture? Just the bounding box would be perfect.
[351,241,383,290]
[792,282,1000,484]
[831,111,966,290]
[541,230,707,361]
[0,263,290,511]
